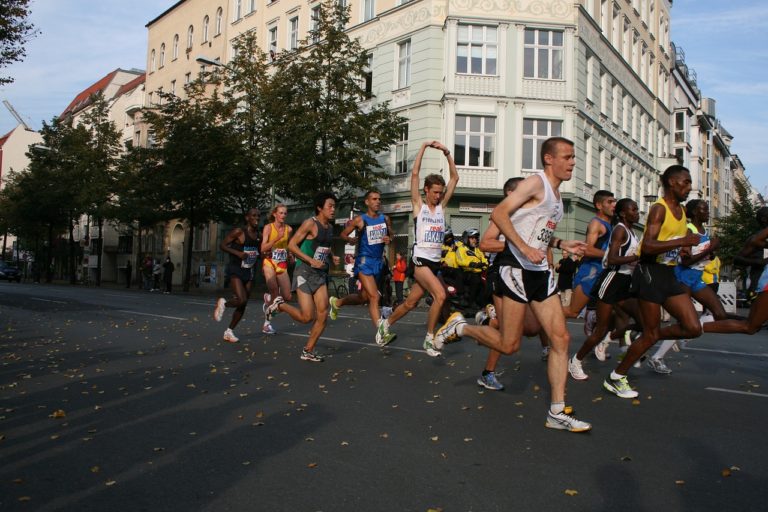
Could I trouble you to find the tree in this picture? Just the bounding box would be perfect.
[143,80,241,291]
[714,177,761,266]
[266,1,404,203]
[0,0,38,85]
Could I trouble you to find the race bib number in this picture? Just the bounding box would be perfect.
[241,248,259,269]
[271,248,288,263]
[531,219,557,251]
[313,246,330,263]
[658,235,682,265]
[422,226,444,248]
[366,223,387,245]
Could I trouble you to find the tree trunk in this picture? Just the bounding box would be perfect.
[1,230,7,261]
[136,223,143,289]
[68,214,77,284]
[183,220,195,292]
[96,217,103,286]
[47,223,54,283]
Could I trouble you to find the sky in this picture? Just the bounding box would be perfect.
[1,0,766,195]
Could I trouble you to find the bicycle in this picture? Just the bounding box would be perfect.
[328,274,348,298]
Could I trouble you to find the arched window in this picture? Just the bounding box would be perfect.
[215,7,223,35]
[172,34,179,59]
[159,43,165,68]
[150,49,156,72]
[203,16,210,43]
[187,25,194,49]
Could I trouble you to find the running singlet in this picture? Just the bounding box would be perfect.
[358,213,387,260]
[685,222,711,271]
[413,204,445,262]
[641,198,688,266]
[229,228,260,269]
[602,223,639,275]
[263,223,290,271]
[505,172,563,271]
[297,218,333,272]
[583,217,612,265]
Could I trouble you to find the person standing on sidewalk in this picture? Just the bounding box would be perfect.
[392,251,407,306]
[213,208,262,343]
[162,257,175,294]
[264,192,339,362]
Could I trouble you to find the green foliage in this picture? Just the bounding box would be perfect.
[266,1,404,202]
[0,0,38,84]
[713,177,761,265]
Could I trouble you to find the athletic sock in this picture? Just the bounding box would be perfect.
[653,339,676,360]
[610,370,625,380]
[550,402,565,414]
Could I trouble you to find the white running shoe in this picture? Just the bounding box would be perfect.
[213,298,226,322]
[223,328,239,343]
[265,296,285,322]
[647,357,672,374]
[594,333,611,361]
[434,311,466,349]
[423,335,442,357]
[262,322,276,335]
[545,410,592,432]
[603,375,638,398]
[568,355,589,381]
[474,309,488,325]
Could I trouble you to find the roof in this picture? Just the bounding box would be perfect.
[0,128,13,148]
[146,0,187,28]
[115,73,146,98]
[60,69,121,118]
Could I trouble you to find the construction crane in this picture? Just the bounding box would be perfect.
[2,100,33,131]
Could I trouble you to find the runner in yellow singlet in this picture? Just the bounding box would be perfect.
[261,204,293,334]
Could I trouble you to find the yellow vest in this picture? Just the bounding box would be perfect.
[642,197,688,266]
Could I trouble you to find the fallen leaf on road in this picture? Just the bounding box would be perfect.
[90,466,100,473]
[721,468,732,477]
[675,480,685,485]
[631,399,641,405]
[430,436,439,442]
[307,462,318,468]
[50,409,66,419]
[564,489,578,496]
[105,480,116,486]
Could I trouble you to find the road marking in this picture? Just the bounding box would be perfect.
[30,297,67,304]
[185,301,214,306]
[103,293,128,298]
[283,332,426,354]
[684,347,768,358]
[706,387,768,398]
[118,310,187,321]
[335,313,425,326]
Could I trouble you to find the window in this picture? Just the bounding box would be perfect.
[523,29,563,79]
[118,235,133,254]
[193,224,210,251]
[289,16,299,50]
[456,24,497,75]
[172,34,179,59]
[249,0,257,13]
[611,3,621,48]
[640,113,646,148]
[185,72,192,85]
[311,5,321,43]
[631,103,638,140]
[216,8,223,35]
[622,18,631,60]
[150,49,156,72]
[394,124,409,174]
[233,0,242,21]
[621,163,627,197]
[674,111,688,144]
[622,95,630,132]
[600,70,608,114]
[159,44,165,68]
[269,27,278,61]
[187,25,194,49]
[522,118,562,171]
[612,84,620,124]
[455,115,496,168]
[584,135,593,184]
[586,54,594,102]
[148,92,153,106]
[599,148,606,189]
[610,156,618,192]
[362,53,373,98]
[203,16,209,42]
[397,39,411,89]
[170,80,176,96]
[600,0,609,33]
[363,0,375,22]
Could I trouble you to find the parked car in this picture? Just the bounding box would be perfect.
[0,261,22,282]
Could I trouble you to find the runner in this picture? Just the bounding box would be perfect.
[568,198,641,381]
[213,208,262,343]
[377,140,458,356]
[264,192,339,362]
[261,204,293,335]
[603,165,703,398]
[433,137,592,432]
[328,190,396,346]
[476,177,551,392]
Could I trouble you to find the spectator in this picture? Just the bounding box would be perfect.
[455,228,488,308]
[152,259,162,291]
[392,251,407,305]
[163,257,175,294]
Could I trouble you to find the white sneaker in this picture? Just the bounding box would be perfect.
[568,355,589,380]
[594,333,611,361]
[474,309,488,325]
[603,375,638,398]
[213,298,226,322]
[434,312,466,349]
[545,410,592,432]
[423,335,442,357]
[223,328,239,343]
[262,322,276,335]
[647,357,672,374]
[265,296,284,322]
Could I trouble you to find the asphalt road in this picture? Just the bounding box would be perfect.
[1,281,767,511]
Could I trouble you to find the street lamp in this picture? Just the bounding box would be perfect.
[195,55,224,68]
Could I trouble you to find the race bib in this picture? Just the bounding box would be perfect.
[241,248,259,269]
[366,223,387,245]
[422,226,444,249]
[658,235,681,265]
[271,248,288,263]
[313,246,330,263]
[530,219,557,251]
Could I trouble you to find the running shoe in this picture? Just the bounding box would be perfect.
[378,331,397,347]
[434,311,466,348]
[474,309,488,326]
[541,346,550,361]
[545,410,592,432]
[223,328,239,343]
[300,349,324,362]
[486,304,497,320]
[262,322,276,335]
[477,372,504,391]
[594,333,611,361]
[647,357,672,374]
[265,296,285,322]
[213,298,226,322]
[329,296,340,321]
[699,313,714,326]
[583,309,597,336]
[568,355,589,380]
[603,375,639,398]
[262,292,271,313]
[375,318,388,345]
[423,335,442,357]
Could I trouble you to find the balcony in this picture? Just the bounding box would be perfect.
[453,74,501,96]
[458,166,498,189]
